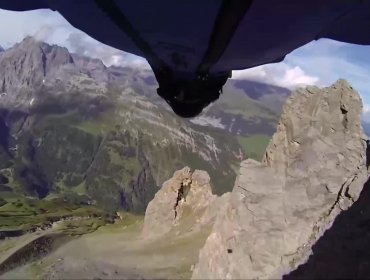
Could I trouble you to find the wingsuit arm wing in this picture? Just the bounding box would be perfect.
[322,1,370,45]
[0,0,47,11]
[1,0,370,73]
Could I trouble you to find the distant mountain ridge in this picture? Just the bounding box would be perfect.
[233,79,291,113]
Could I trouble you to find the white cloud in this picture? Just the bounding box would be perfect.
[232,63,320,89]
[66,32,150,69]
[280,66,319,88]
[33,25,55,42]
[364,104,370,113]
[110,55,124,66]
[363,103,370,122]
[232,66,267,81]
[109,53,150,69]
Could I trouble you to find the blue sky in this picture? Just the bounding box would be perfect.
[1,8,370,120]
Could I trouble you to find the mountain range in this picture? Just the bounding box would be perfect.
[0,37,290,213]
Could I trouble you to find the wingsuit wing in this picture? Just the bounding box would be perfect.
[0,0,222,73]
[0,0,46,11]
[212,0,370,72]
[0,0,370,74]
[322,1,370,45]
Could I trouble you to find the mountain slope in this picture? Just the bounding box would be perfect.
[232,79,291,113]
[197,82,279,135]
[190,79,290,137]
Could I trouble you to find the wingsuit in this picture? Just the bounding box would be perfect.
[1,0,370,117]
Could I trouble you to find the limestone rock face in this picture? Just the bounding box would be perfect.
[142,167,229,239]
[0,37,73,93]
[192,80,369,279]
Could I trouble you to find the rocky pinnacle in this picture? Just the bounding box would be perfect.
[192,79,369,279]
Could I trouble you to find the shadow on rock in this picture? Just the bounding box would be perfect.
[284,177,370,279]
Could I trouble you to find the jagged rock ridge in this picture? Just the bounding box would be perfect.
[192,80,369,279]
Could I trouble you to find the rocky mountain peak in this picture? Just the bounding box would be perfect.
[0,45,4,53]
[0,36,74,94]
[192,80,369,279]
[263,78,366,175]
[14,36,73,66]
